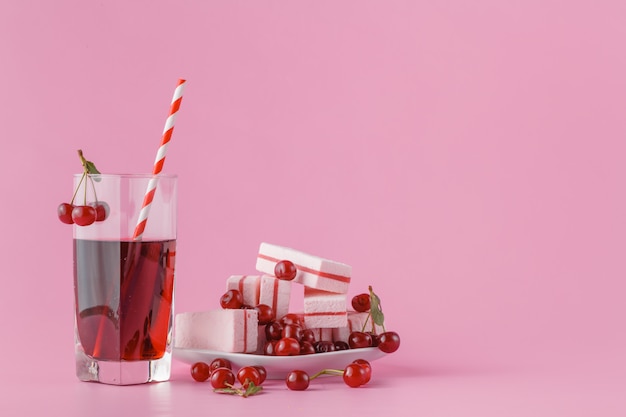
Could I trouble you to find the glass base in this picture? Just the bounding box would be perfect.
[75,347,171,385]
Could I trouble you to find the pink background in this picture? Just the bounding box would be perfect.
[1,1,625,415]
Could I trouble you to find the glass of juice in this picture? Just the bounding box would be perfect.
[73,173,177,385]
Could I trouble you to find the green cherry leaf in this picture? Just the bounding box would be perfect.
[85,160,100,175]
[242,382,263,398]
[369,286,385,329]
[85,160,101,181]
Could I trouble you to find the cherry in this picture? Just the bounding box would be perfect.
[274,260,297,280]
[220,289,243,309]
[286,370,310,390]
[299,341,316,355]
[265,321,283,341]
[334,341,350,351]
[237,366,262,388]
[279,313,303,327]
[254,366,267,384]
[282,323,302,341]
[314,341,336,353]
[366,332,380,347]
[255,304,275,325]
[190,362,211,382]
[351,293,371,312]
[209,357,232,373]
[57,203,75,224]
[58,150,105,227]
[263,340,277,355]
[378,331,401,353]
[300,329,316,344]
[343,363,367,388]
[352,359,372,384]
[275,337,301,356]
[89,201,110,221]
[348,331,372,349]
[210,367,235,389]
[71,205,97,226]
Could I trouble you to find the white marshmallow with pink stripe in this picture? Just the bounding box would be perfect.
[303,288,348,328]
[226,274,291,319]
[226,275,261,307]
[332,311,384,343]
[174,309,258,353]
[308,327,334,342]
[259,274,291,319]
[256,242,351,294]
[255,324,267,355]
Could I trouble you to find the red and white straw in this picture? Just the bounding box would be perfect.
[133,78,186,240]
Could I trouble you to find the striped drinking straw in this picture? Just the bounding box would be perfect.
[132,78,186,240]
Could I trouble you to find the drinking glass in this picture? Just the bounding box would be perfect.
[73,174,177,385]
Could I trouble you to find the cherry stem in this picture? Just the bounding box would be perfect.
[88,174,99,203]
[76,149,99,205]
[75,150,91,205]
[77,149,88,173]
[309,368,344,380]
[361,312,372,333]
[369,285,386,333]
[70,172,86,205]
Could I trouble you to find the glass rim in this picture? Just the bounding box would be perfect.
[73,173,178,179]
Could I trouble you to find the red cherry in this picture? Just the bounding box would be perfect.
[351,293,371,312]
[348,331,372,349]
[275,337,301,356]
[210,367,235,389]
[281,323,303,341]
[279,313,303,327]
[71,205,97,226]
[57,203,75,224]
[314,340,335,353]
[263,340,277,355]
[366,332,380,347]
[343,363,367,387]
[255,304,275,325]
[274,260,297,280]
[208,358,232,373]
[334,341,350,351]
[378,331,401,353]
[220,289,243,309]
[352,359,372,384]
[299,341,316,355]
[265,321,283,341]
[236,366,262,388]
[300,329,316,344]
[190,362,211,382]
[286,370,310,390]
[254,366,267,384]
[89,201,110,221]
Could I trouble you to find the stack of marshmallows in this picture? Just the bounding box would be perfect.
[175,242,383,353]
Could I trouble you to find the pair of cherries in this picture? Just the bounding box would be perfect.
[57,201,109,226]
[57,150,109,227]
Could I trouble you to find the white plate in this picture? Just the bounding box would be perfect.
[173,347,386,379]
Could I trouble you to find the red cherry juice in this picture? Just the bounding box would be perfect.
[73,239,176,361]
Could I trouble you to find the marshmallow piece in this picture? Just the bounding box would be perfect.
[259,274,292,319]
[303,288,348,328]
[174,309,258,353]
[332,311,384,343]
[255,325,267,355]
[226,275,261,307]
[308,327,334,342]
[256,242,352,293]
